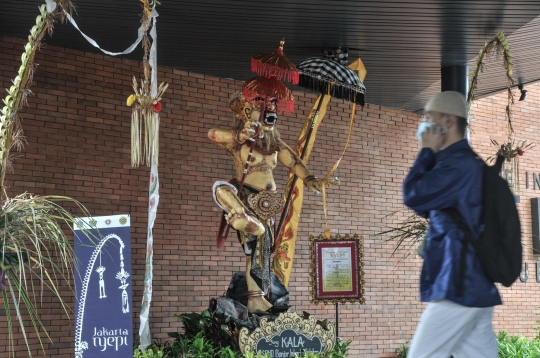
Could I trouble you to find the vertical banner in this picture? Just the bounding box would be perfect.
[272,94,331,287]
[139,164,160,350]
[74,215,132,358]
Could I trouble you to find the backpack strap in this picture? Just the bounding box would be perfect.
[441,146,481,297]
[445,208,475,297]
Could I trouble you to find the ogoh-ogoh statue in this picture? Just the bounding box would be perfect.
[208,93,322,313]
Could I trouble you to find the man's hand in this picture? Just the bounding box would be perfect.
[237,121,259,143]
[420,124,444,153]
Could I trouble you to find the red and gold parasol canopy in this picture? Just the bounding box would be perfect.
[251,39,299,85]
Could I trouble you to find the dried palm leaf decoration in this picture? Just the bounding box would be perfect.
[126,0,168,167]
[0,1,99,355]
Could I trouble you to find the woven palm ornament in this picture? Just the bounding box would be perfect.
[127,0,168,167]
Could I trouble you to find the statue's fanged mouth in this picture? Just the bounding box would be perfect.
[263,112,277,126]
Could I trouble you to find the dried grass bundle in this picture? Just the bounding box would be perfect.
[1,194,95,356]
[378,210,429,263]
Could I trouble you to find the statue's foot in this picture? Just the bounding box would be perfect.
[247,293,273,314]
[226,208,265,236]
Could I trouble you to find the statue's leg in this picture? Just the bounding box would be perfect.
[245,256,273,313]
[214,184,265,236]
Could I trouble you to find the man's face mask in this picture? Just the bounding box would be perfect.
[417,122,447,139]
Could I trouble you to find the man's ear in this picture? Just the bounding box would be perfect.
[444,114,455,129]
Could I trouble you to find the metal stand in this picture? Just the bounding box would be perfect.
[335,302,339,337]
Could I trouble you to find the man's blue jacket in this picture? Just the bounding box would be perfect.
[403,139,501,308]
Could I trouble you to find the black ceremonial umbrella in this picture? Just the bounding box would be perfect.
[274,50,366,245]
[298,51,366,106]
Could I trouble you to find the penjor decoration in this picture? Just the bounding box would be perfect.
[0,1,102,355]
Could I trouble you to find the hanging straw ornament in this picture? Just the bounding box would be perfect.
[126,0,168,167]
[251,39,300,85]
[242,75,295,114]
[127,77,168,167]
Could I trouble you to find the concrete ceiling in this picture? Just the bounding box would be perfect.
[2,0,540,112]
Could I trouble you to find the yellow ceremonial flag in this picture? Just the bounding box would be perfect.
[271,58,366,287]
[271,94,330,287]
[351,58,367,82]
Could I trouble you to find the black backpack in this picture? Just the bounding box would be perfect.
[447,153,522,295]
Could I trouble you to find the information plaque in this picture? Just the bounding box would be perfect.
[309,233,365,305]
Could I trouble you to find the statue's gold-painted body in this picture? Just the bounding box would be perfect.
[208,94,321,313]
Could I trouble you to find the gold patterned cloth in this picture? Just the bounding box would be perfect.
[235,183,278,294]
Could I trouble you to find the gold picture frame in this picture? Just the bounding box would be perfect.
[309,233,365,305]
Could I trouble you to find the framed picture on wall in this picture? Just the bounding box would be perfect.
[309,233,365,305]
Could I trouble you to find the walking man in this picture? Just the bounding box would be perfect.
[403,91,500,357]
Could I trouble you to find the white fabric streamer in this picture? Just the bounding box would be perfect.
[139,164,159,350]
[149,14,158,97]
[59,4,158,57]
[45,0,57,13]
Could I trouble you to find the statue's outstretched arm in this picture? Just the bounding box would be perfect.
[277,140,322,193]
[208,121,258,147]
[208,128,236,145]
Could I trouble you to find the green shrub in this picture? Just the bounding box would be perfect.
[395,342,408,358]
[215,346,237,358]
[395,332,540,358]
[497,331,540,358]
[133,346,165,358]
[170,310,240,352]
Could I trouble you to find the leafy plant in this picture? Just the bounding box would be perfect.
[216,346,237,358]
[163,334,191,358]
[170,310,240,352]
[188,332,216,358]
[325,338,352,357]
[133,346,165,358]
[497,331,540,357]
[395,342,408,358]
[535,308,540,340]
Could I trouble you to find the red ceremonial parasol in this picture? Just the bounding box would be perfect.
[251,39,299,85]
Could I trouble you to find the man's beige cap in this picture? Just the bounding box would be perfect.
[424,91,468,118]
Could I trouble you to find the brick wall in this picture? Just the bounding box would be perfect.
[470,88,540,336]
[0,34,539,357]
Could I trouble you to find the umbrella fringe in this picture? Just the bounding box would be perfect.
[299,75,365,106]
[251,58,300,85]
